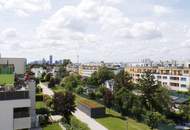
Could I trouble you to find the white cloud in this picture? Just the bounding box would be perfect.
[130,22,162,39]
[1,28,18,38]
[153,5,172,16]
[181,40,190,48]
[0,0,51,16]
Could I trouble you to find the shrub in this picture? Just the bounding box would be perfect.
[36,86,42,94]
[43,94,53,108]
[36,94,43,101]
[39,114,48,126]
[88,92,96,99]
[36,108,50,115]
[76,86,84,94]
[95,91,102,99]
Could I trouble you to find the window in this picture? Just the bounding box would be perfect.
[181,77,187,81]
[181,84,186,88]
[184,70,189,74]
[170,82,179,87]
[14,107,29,118]
[157,76,161,79]
[163,82,167,85]
[170,77,179,80]
[163,76,167,79]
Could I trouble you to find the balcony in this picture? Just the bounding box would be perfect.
[0,91,29,101]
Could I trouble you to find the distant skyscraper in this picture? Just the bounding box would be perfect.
[49,55,53,65]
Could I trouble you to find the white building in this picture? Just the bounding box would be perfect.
[31,67,46,78]
[0,58,27,74]
[0,80,37,130]
[105,79,115,91]
[126,66,190,92]
[79,63,102,77]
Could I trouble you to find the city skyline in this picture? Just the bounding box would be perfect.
[0,0,190,62]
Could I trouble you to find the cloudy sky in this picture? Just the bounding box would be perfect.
[0,0,190,62]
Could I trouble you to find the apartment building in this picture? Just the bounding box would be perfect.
[125,66,190,91]
[0,79,36,130]
[0,57,27,74]
[79,63,102,77]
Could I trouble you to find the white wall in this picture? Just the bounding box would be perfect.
[0,99,31,130]
[14,117,31,130]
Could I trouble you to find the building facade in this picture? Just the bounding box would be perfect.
[0,58,26,74]
[125,66,190,91]
[79,63,102,77]
[0,80,36,130]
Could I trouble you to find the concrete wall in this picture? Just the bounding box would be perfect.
[0,99,31,130]
[0,58,26,74]
[28,80,37,127]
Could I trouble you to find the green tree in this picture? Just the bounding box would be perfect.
[146,112,165,130]
[103,89,114,108]
[53,91,76,124]
[44,73,52,82]
[88,66,114,86]
[61,74,81,91]
[113,70,135,115]
[114,70,134,92]
[114,87,136,116]
[137,71,171,113]
[179,102,190,122]
[63,59,72,67]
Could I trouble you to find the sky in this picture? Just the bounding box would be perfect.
[0,0,190,63]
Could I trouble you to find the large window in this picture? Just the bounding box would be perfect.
[170,77,179,80]
[181,77,187,81]
[14,107,29,118]
[170,82,179,87]
[181,84,187,88]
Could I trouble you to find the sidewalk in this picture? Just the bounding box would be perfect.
[39,82,54,97]
[73,108,108,130]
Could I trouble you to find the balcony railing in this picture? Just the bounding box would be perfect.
[0,91,29,100]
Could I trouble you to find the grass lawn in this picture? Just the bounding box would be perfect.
[36,101,46,109]
[96,109,151,130]
[42,123,62,130]
[0,74,14,85]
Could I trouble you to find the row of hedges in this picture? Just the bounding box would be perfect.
[64,116,90,130]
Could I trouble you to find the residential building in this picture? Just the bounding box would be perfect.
[79,63,102,77]
[66,64,79,74]
[125,65,190,91]
[0,79,37,130]
[0,57,26,74]
[105,79,115,91]
[79,63,124,77]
